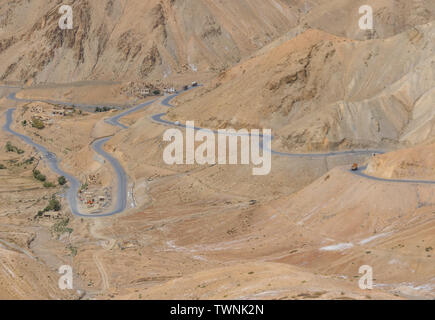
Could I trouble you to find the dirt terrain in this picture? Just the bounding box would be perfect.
[170,22,435,152]
[0,0,300,83]
[0,1,434,300]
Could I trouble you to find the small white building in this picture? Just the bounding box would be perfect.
[139,88,150,97]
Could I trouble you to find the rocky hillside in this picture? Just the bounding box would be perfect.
[302,0,435,40]
[366,143,435,180]
[2,0,434,84]
[169,21,435,152]
[0,0,301,83]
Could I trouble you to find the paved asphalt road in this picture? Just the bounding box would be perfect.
[3,90,156,217]
[352,166,435,184]
[155,93,384,157]
[2,86,434,219]
[154,92,435,184]
[105,98,157,129]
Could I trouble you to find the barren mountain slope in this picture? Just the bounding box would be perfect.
[2,0,433,84]
[366,143,435,180]
[89,160,433,299]
[169,22,435,152]
[0,1,434,301]
[267,166,435,298]
[0,116,79,300]
[0,0,300,83]
[119,262,398,300]
[0,246,73,299]
[302,0,435,40]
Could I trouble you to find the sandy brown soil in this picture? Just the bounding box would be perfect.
[3,87,432,299]
[0,1,434,300]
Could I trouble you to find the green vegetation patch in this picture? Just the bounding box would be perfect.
[32,169,46,182]
[31,117,45,130]
[43,181,56,188]
[52,217,73,234]
[95,106,112,113]
[58,176,67,185]
[5,141,24,154]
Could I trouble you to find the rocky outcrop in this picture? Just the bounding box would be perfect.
[0,0,300,83]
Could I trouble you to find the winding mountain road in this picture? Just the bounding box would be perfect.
[352,166,435,185]
[154,92,384,158]
[2,85,435,219]
[154,92,435,185]
[3,89,156,217]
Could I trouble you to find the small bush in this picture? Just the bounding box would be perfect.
[6,141,14,152]
[153,89,161,95]
[0,164,6,169]
[43,181,56,188]
[52,218,73,234]
[58,176,67,185]
[46,197,61,211]
[68,245,78,257]
[33,169,46,182]
[38,197,61,218]
[5,141,24,154]
[95,106,111,113]
[22,157,35,165]
[31,117,45,130]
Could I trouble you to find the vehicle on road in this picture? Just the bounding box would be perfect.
[351,163,359,171]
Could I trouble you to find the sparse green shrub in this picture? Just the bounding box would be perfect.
[5,141,24,154]
[68,245,77,257]
[22,157,35,165]
[6,141,13,152]
[52,218,73,234]
[33,169,46,182]
[43,181,56,188]
[31,117,45,130]
[95,106,111,113]
[40,196,61,215]
[0,164,6,169]
[58,176,67,185]
[46,197,61,212]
